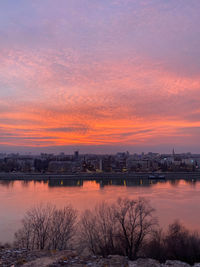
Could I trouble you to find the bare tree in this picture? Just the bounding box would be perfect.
[164,220,200,264]
[14,216,34,250]
[26,203,55,250]
[49,206,77,250]
[113,197,157,260]
[144,228,166,262]
[145,220,200,265]
[14,203,77,250]
[79,202,118,256]
[79,198,157,259]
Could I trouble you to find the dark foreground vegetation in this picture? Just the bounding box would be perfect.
[12,198,200,265]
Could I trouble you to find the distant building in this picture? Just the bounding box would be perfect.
[74,151,79,161]
[182,158,195,166]
[48,161,73,173]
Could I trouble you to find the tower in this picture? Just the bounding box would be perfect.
[172,148,175,159]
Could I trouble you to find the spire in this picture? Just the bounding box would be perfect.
[172,148,175,158]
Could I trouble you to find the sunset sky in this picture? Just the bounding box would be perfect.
[0,0,200,154]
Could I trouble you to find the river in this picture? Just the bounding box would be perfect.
[0,177,200,243]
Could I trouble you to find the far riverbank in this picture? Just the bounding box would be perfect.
[0,171,200,180]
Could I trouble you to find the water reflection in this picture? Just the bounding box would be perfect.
[0,180,14,187]
[48,179,83,187]
[0,178,199,190]
[47,178,198,188]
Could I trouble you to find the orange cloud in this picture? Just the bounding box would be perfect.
[0,47,200,150]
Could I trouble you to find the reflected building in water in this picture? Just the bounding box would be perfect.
[0,180,14,187]
[96,178,167,188]
[48,179,83,187]
[47,178,169,188]
[0,177,198,189]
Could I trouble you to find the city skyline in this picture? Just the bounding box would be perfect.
[1,1,200,153]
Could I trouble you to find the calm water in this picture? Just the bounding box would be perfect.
[0,178,200,243]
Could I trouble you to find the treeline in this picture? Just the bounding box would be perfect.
[14,198,200,264]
